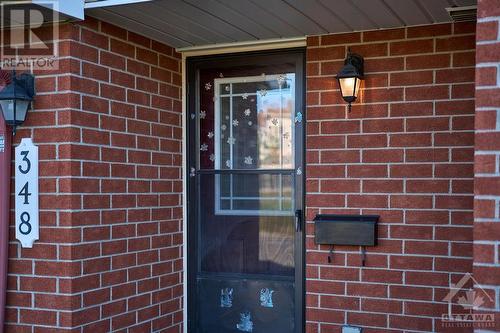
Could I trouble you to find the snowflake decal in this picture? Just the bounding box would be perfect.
[295,112,303,123]
[205,82,212,91]
[271,118,279,126]
[200,143,208,151]
[232,119,239,127]
[248,121,253,126]
[219,73,224,78]
[225,115,230,120]
[244,156,253,165]
[283,132,290,139]
[208,131,214,139]
[277,74,286,87]
[225,85,230,92]
[242,93,248,100]
[225,160,231,168]
[221,124,227,131]
[244,108,251,117]
[200,110,206,119]
[209,154,216,162]
[190,113,196,119]
[227,137,236,145]
[259,89,267,97]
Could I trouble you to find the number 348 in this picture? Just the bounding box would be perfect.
[17,150,32,236]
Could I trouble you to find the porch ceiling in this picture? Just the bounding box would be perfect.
[85,0,477,49]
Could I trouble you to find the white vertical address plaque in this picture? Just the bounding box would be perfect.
[15,138,39,248]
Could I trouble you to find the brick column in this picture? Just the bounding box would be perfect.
[474,0,500,331]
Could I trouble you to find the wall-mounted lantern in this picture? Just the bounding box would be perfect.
[0,71,35,135]
[336,51,364,112]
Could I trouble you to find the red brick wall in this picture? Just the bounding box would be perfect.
[305,22,476,332]
[5,18,183,332]
[474,0,500,331]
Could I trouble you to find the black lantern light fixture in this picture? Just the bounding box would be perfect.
[0,70,35,135]
[336,50,364,112]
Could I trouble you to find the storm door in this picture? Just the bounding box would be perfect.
[187,50,304,333]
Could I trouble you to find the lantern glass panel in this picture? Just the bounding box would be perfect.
[0,99,29,125]
[15,100,30,123]
[339,77,360,100]
[0,99,15,123]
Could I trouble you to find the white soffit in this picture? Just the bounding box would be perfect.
[85,0,477,49]
[35,0,85,20]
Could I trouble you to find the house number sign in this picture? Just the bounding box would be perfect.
[15,138,39,248]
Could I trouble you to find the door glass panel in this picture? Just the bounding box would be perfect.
[200,74,295,170]
[199,173,295,276]
[215,173,294,215]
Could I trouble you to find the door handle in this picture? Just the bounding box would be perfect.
[295,209,302,232]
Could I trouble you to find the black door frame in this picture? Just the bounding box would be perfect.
[186,48,306,333]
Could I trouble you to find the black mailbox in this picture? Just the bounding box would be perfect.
[314,214,378,246]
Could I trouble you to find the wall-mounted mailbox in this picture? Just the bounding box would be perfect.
[314,214,378,246]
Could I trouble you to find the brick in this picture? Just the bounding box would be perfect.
[364,28,405,41]
[347,165,387,178]
[364,57,404,72]
[406,85,449,101]
[407,23,452,38]
[320,296,359,310]
[477,20,498,41]
[390,195,433,209]
[362,119,403,133]
[110,38,135,58]
[390,39,434,55]
[436,35,476,52]
[405,241,449,256]
[321,120,360,134]
[321,32,361,45]
[307,46,345,61]
[361,298,402,314]
[390,70,433,86]
[436,68,475,83]
[363,180,403,193]
[389,315,433,331]
[362,149,403,163]
[406,179,449,193]
[476,66,498,86]
[321,180,360,193]
[347,134,387,148]
[406,54,450,70]
[347,283,388,298]
[406,117,450,132]
[453,51,475,67]
[390,133,431,147]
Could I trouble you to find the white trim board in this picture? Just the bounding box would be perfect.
[177,37,306,58]
[84,0,153,9]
